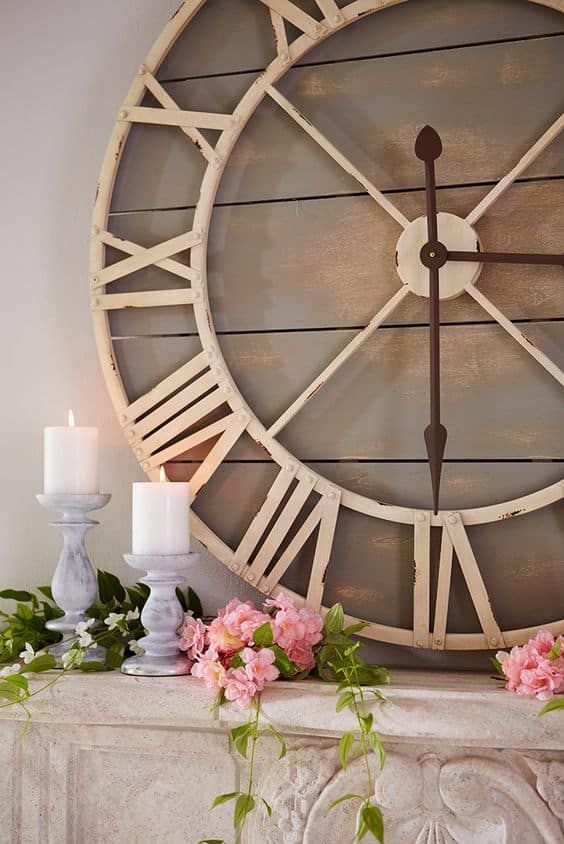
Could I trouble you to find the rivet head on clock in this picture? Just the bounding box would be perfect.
[142,462,150,470]
[119,414,127,423]
[280,52,290,64]
[307,475,315,484]
[416,640,424,648]
[313,24,323,35]
[135,448,143,456]
[416,512,425,522]
[212,158,221,169]
[127,430,135,440]
[434,637,442,646]
[490,637,498,646]
[119,109,128,119]
[448,514,458,524]
[332,13,343,24]
[231,563,239,573]
[285,464,295,473]
[92,225,99,236]
[138,65,146,75]
[91,276,98,285]
[222,383,232,393]
[247,573,255,582]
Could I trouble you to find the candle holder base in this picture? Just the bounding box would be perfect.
[37,493,111,660]
[121,652,192,677]
[121,553,198,677]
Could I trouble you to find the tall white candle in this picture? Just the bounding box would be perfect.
[132,467,190,555]
[44,410,99,494]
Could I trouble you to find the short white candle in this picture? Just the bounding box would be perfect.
[132,467,190,556]
[44,410,99,494]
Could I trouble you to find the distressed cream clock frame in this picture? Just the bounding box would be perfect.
[90,0,564,651]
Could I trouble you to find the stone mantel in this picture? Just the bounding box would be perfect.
[2,671,563,843]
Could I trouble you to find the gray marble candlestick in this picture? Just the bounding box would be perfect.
[36,493,111,663]
[121,553,199,676]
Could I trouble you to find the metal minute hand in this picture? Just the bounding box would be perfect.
[447,250,563,266]
[415,125,447,515]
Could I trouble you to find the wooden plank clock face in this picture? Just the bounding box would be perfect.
[90,0,564,653]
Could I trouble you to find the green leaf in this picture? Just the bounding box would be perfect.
[360,713,373,734]
[547,639,562,661]
[231,724,251,759]
[0,682,23,702]
[266,723,287,759]
[490,656,505,677]
[37,586,54,601]
[230,652,244,669]
[187,587,203,619]
[336,690,354,713]
[328,793,363,812]
[359,803,384,844]
[339,731,355,770]
[136,582,150,599]
[343,622,370,635]
[538,697,564,716]
[261,798,272,818]
[97,571,126,604]
[125,587,146,610]
[105,643,125,670]
[175,588,188,612]
[353,665,390,687]
[234,793,255,828]
[270,645,297,678]
[211,792,239,809]
[15,604,33,621]
[78,661,112,672]
[4,673,29,692]
[23,654,57,674]
[253,622,274,647]
[0,590,34,602]
[324,604,345,635]
[197,840,224,844]
[368,731,386,769]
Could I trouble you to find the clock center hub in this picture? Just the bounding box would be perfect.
[395,212,482,299]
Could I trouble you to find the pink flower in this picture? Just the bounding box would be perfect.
[223,604,270,645]
[241,648,279,690]
[208,617,244,654]
[497,630,564,701]
[191,654,226,690]
[178,615,207,659]
[265,593,297,612]
[299,607,324,647]
[220,667,259,710]
[286,640,316,671]
[273,607,306,650]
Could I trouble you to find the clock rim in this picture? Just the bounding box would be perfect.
[90,0,564,648]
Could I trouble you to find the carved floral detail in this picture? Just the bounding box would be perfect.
[248,744,564,843]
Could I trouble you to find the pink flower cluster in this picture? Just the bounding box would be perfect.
[178,594,324,710]
[497,629,564,702]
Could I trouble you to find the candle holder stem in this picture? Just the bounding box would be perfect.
[36,493,111,664]
[121,554,198,676]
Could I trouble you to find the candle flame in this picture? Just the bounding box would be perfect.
[68,409,75,427]
[159,466,167,483]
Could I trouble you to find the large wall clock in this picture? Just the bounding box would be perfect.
[90,0,564,661]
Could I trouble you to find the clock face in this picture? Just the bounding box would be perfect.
[91,0,564,653]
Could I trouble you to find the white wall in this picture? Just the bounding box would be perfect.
[0,0,259,613]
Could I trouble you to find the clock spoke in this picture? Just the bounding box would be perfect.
[259,0,335,40]
[466,112,564,226]
[230,462,340,604]
[92,289,197,311]
[432,526,454,650]
[96,230,200,283]
[265,84,410,229]
[91,230,201,289]
[413,513,431,648]
[134,69,228,166]
[443,513,504,649]
[268,285,410,437]
[466,284,564,387]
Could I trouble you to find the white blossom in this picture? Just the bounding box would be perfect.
[77,631,94,649]
[104,612,126,632]
[74,619,95,636]
[19,643,35,664]
[128,640,144,655]
[0,663,21,678]
[126,608,140,622]
[61,647,83,670]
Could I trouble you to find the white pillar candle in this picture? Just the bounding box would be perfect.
[44,410,99,494]
[132,467,190,556]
